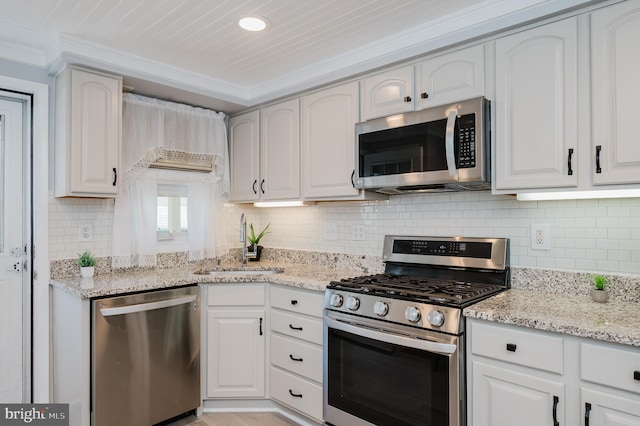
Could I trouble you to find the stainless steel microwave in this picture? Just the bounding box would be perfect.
[354,97,490,194]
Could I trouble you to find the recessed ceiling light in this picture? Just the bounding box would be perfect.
[239,16,268,32]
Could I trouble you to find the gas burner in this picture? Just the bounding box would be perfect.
[332,273,504,307]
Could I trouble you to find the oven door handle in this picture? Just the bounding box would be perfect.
[445,108,458,177]
[325,316,457,355]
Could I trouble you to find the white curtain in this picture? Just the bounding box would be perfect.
[112,94,229,269]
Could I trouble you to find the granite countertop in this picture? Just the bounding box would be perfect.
[464,289,640,347]
[49,260,365,298]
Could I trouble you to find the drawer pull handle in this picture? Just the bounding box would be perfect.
[634,371,640,381]
[506,343,517,352]
[289,354,303,362]
[291,300,298,305]
[289,389,303,398]
[585,402,591,426]
[553,395,559,426]
[289,324,303,331]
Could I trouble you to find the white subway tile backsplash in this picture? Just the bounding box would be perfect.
[48,191,640,275]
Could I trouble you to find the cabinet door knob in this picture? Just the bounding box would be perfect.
[404,96,412,102]
[112,168,117,186]
[634,371,640,381]
[568,148,574,176]
[259,318,263,336]
[351,170,355,188]
[260,179,265,194]
[290,299,298,305]
[595,145,602,174]
[420,92,429,99]
[252,179,257,194]
[506,343,517,352]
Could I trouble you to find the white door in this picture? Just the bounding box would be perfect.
[0,94,27,402]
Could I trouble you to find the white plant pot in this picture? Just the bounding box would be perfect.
[80,266,95,278]
[590,288,609,303]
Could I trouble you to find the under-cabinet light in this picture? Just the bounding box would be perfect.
[253,201,315,208]
[517,189,640,201]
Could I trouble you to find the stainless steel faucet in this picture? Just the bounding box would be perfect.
[240,213,257,266]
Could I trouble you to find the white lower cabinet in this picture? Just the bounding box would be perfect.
[270,285,324,423]
[472,361,565,426]
[205,284,266,398]
[470,320,565,426]
[468,319,640,426]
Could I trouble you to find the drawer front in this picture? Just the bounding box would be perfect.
[581,342,640,394]
[207,284,265,306]
[271,366,323,422]
[271,285,324,318]
[271,334,323,383]
[470,320,564,374]
[271,310,323,345]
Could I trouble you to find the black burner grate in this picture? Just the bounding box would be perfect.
[330,273,504,306]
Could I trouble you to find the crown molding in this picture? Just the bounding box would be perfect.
[0,40,48,68]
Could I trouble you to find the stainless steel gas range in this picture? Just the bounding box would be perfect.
[323,235,510,426]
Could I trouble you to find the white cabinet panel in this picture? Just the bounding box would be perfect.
[417,44,485,109]
[260,99,300,200]
[494,18,578,190]
[301,82,360,199]
[54,65,122,197]
[582,388,640,426]
[591,0,640,185]
[229,110,260,202]
[360,66,414,120]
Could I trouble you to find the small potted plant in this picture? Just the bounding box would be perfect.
[247,223,270,261]
[78,250,97,278]
[591,274,609,303]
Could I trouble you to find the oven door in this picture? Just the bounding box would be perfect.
[323,311,464,426]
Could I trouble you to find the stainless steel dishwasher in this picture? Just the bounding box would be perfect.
[92,285,200,426]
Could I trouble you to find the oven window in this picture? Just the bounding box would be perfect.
[327,328,450,426]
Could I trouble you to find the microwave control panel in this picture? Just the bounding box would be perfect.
[457,113,476,168]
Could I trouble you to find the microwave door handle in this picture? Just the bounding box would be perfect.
[445,109,458,177]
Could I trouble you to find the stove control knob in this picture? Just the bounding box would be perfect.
[329,293,344,308]
[373,301,389,316]
[346,296,360,311]
[404,306,421,323]
[427,310,445,327]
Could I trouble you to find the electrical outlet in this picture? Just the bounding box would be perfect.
[323,223,338,241]
[79,223,93,242]
[352,225,366,241]
[531,224,550,250]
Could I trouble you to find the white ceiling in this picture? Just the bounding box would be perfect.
[0,0,600,113]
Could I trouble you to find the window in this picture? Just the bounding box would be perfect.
[157,184,188,241]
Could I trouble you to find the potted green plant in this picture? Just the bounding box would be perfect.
[591,274,609,303]
[78,250,97,278]
[247,223,270,261]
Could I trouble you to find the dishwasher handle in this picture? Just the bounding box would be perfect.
[100,294,198,317]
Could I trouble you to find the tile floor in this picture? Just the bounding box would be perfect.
[166,411,301,426]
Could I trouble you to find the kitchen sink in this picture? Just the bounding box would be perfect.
[193,268,284,276]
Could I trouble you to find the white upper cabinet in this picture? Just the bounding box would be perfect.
[360,45,485,121]
[590,0,640,185]
[360,65,415,120]
[260,99,301,200]
[416,44,485,110]
[229,100,300,202]
[54,65,122,197]
[494,17,579,191]
[229,110,260,202]
[301,82,361,199]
